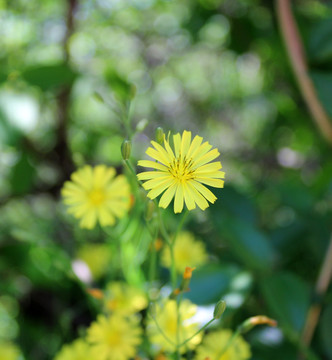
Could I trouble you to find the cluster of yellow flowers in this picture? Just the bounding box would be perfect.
[56,131,253,360]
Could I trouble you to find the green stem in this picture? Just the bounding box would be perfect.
[149,313,176,347]
[177,318,215,349]
[217,328,240,358]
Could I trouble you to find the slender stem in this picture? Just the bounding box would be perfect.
[148,227,158,284]
[175,294,183,360]
[302,233,332,346]
[217,329,240,358]
[177,319,215,349]
[149,313,176,347]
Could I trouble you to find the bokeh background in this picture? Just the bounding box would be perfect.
[1,0,332,359]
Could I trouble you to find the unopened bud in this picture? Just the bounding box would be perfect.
[239,315,277,334]
[180,267,196,292]
[86,288,104,300]
[213,300,226,319]
[155,127,164,144]
[121,139,131,160]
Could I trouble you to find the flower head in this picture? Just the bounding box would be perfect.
[147,299,202,353]
[54,339,93,360]
[104,282,148,315]
[161,231,208,273]
[62,165,131,229]
[87,314,142,360]
[194,329,251,360]
[0,341,21,360]
[137,130,225,213]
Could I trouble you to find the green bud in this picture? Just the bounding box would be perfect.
[155,127,164,144]
[213,300,226,319]
[121,140,131,160]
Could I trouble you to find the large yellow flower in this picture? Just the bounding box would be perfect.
[62,165,131,229]
[104,282,148,315]
[87,314,142,360]
[147,299,202,353]
[161,231,208,273]
[54,339,93,360]
[194,329,251,360]
[137,130,225,213]
[0,341,21,360]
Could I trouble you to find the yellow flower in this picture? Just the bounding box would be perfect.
[194,329,251,360]
[0,341,21,360]
[147,299,202,353]
[76,243,112,280]
[62,165,131,229]
[54,339,93,360]
[87,314,142,360]
[161,231,208,273]
[137,130,225,213]
[104,282,148,315]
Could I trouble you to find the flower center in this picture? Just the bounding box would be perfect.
[107,331,121,346]
[169,155,195,182]
[88,189,105,206]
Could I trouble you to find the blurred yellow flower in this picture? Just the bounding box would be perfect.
[194,329,251,360]
[104,282,148,314]
[0,341,21,360]
[54,339,93,360]
[76,243,112,280]
[147,299,202,353]
[137,130,225,213]
[62,165,131,229]
[87,314,142,360]
[161,231,208,273]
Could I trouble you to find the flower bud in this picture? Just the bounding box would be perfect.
[238,315,277,334]
[155,127,164,144]
[213,300,226,319]
[121,139,131,160]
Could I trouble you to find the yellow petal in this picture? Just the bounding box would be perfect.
[138,160,168,171]
[189,141,212,164]
[151,141,173,163]
[180,130,192,156]
[196,178,225,188]
[190,180,217,203]
[187,182,209,211]
[146,147,169,166]
[159,182,177,209]
[173,133,181,157]
[137,171,170,180]
[174,183,184,213]
[142,176,172,190]
[192,148,220,168]
[183,183,196,210]
[186,135,203,159]
[194,162,222,173]
[147,178,175,199]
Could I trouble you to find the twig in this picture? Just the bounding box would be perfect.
[276,0,332,144]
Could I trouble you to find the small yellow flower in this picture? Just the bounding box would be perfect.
[137,130,225,213]
[161,231,208,273]
[62,165,131,229]
[87,314,142,360]
[0,341,21,360]
[54,339,93,360]
[147,299,202,353]
[104,282,148,315]
[76,243,112,280]
[194,329,251,360]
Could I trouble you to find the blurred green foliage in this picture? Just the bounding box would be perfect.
[1,0,332,359]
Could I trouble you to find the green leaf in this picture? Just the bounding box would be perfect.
[21,63,77,91]
[311,71,332,119]
[105,68,133,102]
[184,263,252,306]
[308,18,332,63]
[260,272,310,334]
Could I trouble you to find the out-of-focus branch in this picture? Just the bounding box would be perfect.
[276,0,332,144]
[54,0,78,179]
[276,0,332,353]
